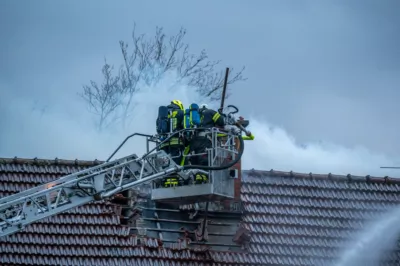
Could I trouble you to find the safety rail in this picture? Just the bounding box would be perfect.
[107,126,242,170]
[183,127,240,170]
[106,133,157,162]
[150,128,242,203]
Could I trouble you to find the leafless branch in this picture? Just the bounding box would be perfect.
[79,59,123,131]
[81,23,247,129]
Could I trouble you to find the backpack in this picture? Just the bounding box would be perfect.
[156,106,170,134]
[156,105,182,134]
[184,103,201,129]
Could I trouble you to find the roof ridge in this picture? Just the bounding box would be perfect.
[2,157,398,183]
[0,157,104,166]
[243,168,400,184]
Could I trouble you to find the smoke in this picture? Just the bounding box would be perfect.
[0,70,399,177]
[243,119,400,176]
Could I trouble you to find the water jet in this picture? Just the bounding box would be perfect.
[335,205,400,266]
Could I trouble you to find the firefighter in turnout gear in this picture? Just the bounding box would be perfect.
[180,103,201,168]
[156,100,185,187]
[189,104,226,184]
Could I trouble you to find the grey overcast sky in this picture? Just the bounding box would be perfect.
[0,0,400,176]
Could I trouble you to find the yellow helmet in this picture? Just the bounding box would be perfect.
[171,100,184,110]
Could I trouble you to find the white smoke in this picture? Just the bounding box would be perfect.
[243,119,400,176]
[0,70,399,177]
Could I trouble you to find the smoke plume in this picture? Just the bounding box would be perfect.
[0,71,399,178]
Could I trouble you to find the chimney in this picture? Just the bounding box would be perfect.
[219,131,243,211]
[233,148,242,201]
[232,136,242,201]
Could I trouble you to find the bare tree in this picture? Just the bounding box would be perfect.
[80,59,122,131]
[81,24,247,129]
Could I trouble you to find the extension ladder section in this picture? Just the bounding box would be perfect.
[0,150,181,238]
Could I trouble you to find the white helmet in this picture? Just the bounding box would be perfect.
[200,103,208,109]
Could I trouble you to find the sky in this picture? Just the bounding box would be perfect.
[0,0,400,177]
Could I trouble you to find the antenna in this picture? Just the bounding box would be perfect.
[380,166,400,169]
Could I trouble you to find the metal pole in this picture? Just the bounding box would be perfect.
[219,68,230,112]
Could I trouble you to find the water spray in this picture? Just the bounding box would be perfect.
[335,206,400,266]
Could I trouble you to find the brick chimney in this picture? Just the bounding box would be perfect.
[222,135,242,210]
[233,160,242,201]
[233,137,242,201]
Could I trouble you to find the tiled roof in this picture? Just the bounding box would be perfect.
[4,156,400,265]
[240,169,400,266]
[0,157,245,266]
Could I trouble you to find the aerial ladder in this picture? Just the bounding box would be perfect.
[0,69,253,238]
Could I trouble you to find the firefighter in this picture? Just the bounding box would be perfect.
[199,104,225,129]
[157,100,185,187]
[189,104,226,184]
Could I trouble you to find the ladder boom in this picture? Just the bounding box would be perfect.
[0,150,181,238]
